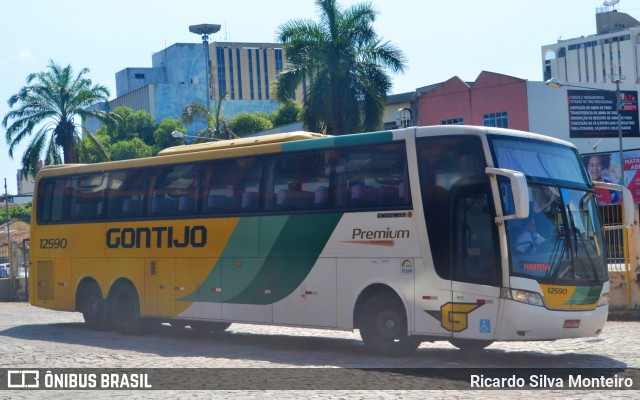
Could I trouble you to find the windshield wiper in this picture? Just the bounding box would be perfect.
[566,204,600,283]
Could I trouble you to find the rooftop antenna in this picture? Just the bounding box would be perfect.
[189,24,221,110]
[603,0,620,10]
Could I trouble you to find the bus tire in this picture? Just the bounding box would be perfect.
[359,291,421,356]
[111,282,142,334]
[189,321,232,333]
[448,338,493,351]
[80,282,109,331]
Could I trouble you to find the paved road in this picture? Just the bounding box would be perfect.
[0,302,638,399]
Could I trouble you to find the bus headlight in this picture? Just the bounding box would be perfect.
[501,287,545,307]
[597,292,609,307]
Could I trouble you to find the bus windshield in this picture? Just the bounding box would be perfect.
[490,136,588,187]
[503,185,607,284]
[490,136,607,284]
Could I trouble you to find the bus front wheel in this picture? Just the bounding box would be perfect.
[80,282,109,330]
[359,292,421,356]
[111,282,142,334]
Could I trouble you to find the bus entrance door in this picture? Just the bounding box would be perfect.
[450,192,500,341]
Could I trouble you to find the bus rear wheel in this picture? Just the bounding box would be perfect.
[111,282,142,334]
[359,292,421,357]
[80,282,109,330]
[189,321,232,333]
[448,338,493,351]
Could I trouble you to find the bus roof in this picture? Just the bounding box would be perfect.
[157,131,327,156]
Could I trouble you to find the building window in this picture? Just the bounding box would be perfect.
[255,49,262,100]
[228,48,235,100]
[248,49,255,100]
[442,118,464,125]
[263,48,270,100]
[216,48,227,99]
[236,48,243,100]
[275,48,283,73]
[134,73,145,79]
[483,112,508,128]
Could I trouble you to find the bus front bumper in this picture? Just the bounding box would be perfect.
[496,299,608,341]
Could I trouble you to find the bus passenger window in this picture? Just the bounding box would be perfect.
[108,169,148,219]
[204,157,262,215]
[150,165,199,217]
[336,143,410,210]
[270,151,330,211]
[70,173,107,221]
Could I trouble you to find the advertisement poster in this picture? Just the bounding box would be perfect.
[583,151,640,204]
[568,89,639,138]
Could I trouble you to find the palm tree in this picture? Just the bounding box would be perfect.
[274,0,406,135]
[3,60,116,178]
[181,93,235,141]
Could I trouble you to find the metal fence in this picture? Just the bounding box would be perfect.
[599,204,625,269]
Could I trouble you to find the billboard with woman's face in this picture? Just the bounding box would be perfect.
[583,151,640,204]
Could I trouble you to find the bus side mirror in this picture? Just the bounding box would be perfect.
[593,181,634,228]
[485,167,530,223]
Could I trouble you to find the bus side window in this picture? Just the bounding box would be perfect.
[417,136,489,280]
[270,151,330,211]
[108,169,148,219]
[149,164,200,217]
[37,178,70,223]
[204,157,262,215]
[336,142,410,210]
[70,173,107,221]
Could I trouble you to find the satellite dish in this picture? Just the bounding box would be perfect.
[603,0,620,7]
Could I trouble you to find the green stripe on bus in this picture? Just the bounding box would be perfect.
[281,131,394,152]
[226,213,343,304]
[181,213,342,304]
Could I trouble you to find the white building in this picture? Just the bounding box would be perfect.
[542,7,640,85]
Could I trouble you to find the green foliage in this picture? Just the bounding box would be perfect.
[270,101,302,127]
[181,99,234,141]
[229,112,274,136]
[153,117,186,153]
[2,60,117,177]
[109,138,154,161]
[274,0,406,134]
[78,133,112,163]
[2,202,32,223]
[99,107,156,144]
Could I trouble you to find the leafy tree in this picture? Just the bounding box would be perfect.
[181,94,234,141]
[2,60,117,177]
[78,131,111,163]
[2,202,32,223]
[274,0,406,134]
[270,101,302,127]
[229,112,273,136]
[97,106,156,145]
[109,137,153,161]
[153,117,186,153]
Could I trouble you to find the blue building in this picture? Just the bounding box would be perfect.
[85,41,304,135]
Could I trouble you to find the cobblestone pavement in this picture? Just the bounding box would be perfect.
[0,302,638,399]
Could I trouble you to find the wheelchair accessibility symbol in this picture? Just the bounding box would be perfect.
[479,319,491,334]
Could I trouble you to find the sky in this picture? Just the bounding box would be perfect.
[1,0,639,194]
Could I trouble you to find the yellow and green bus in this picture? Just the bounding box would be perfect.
[30,125,632,356]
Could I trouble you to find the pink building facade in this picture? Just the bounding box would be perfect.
[417,71,530,131]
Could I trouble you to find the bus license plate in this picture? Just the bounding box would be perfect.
[563,319,580,328]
